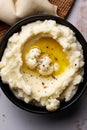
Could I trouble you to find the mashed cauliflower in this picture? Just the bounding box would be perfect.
[0,20,84,111]
[25,47,58,76]
[25,48,41,69]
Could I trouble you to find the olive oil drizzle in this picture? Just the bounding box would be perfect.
[22,37,69,76]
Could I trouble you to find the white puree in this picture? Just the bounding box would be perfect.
[0,20,84,111]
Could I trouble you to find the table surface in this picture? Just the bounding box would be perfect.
[0,0,87,130]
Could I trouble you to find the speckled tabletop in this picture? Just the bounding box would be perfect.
[0,0,87,130]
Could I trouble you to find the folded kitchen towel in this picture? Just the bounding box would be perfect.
[0,0,75,41]
[0,0,57,25]
[0,0,75,25]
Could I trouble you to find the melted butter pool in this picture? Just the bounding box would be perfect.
[22,37,69,76]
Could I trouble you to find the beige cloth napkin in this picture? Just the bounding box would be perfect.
[0,0,57,25]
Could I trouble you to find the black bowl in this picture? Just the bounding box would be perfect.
[0,14,87,114]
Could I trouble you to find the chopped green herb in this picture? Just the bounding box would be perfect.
[46,46,48,48]
[52,75,57,80]
[41,52,45,54]
[55,57,58,61]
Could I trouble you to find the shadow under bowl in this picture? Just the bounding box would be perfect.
[0,14,87,114]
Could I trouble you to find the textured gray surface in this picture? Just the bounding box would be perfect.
[0,0,87,130]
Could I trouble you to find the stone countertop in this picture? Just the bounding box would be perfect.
[0,0,87,130]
